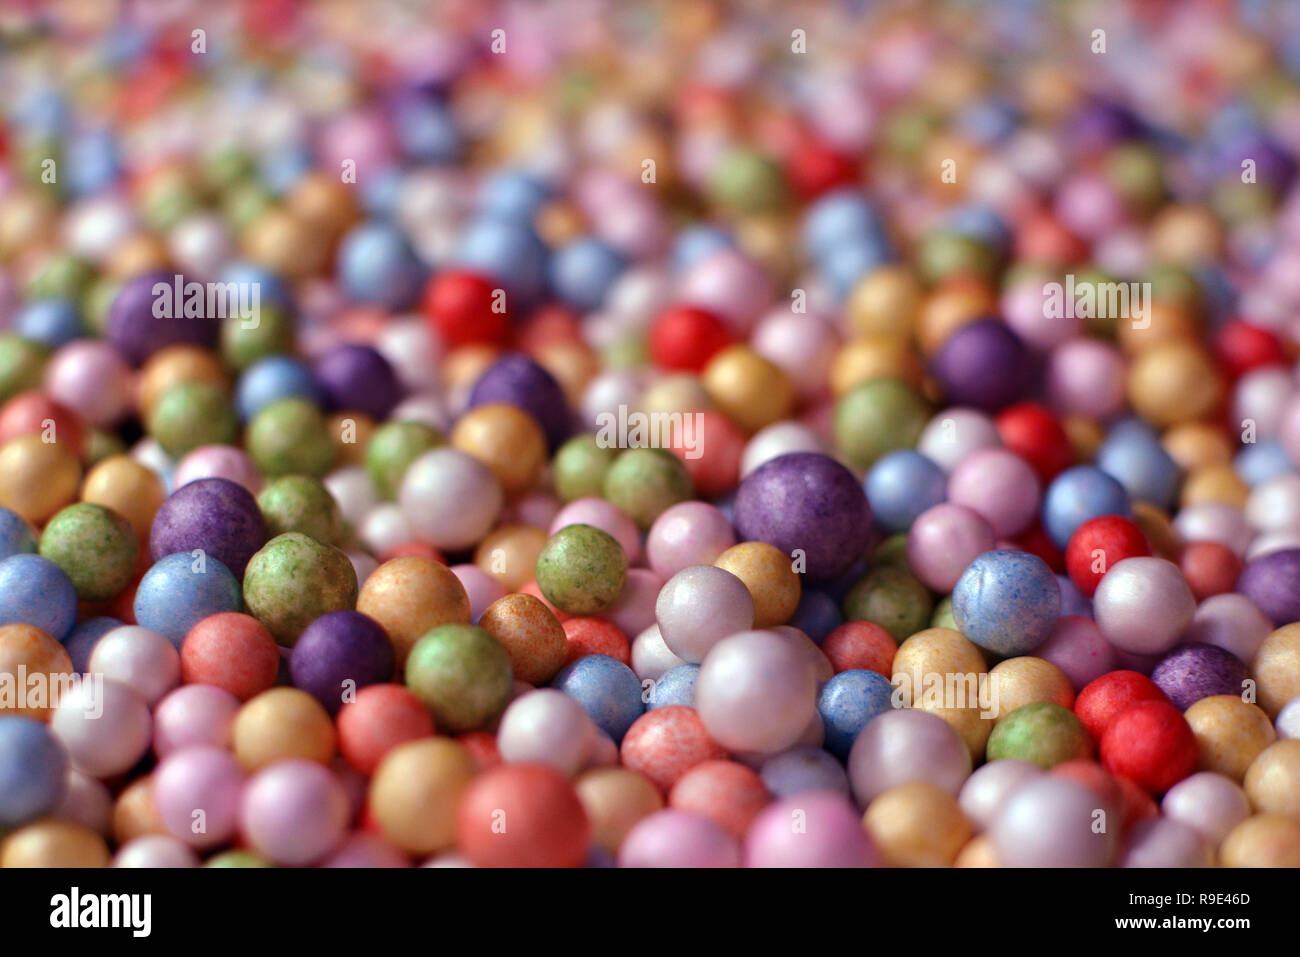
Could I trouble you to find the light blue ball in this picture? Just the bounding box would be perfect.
[548,238,625,313]
[1041,465,1131,549]
[0,717,68,828]
[336,221,425,310]
[0,554,77,640]
[817,669,896,760]
[0,508,37,561]
[14,300,81,348]
[65,127,120,197]
[819,239,893,299]
[801,189,886,261]
[1096,420,1181,509]
[866,450,948,533]
[235,356,321,421]
[648,664,699,710]
[478,169,551,223]
[552,654,645,742]
[672,225,734,272]
[953,549,1061,656]
[133,552,243,647]
[456,217,549,304]
[1235,440,1293,487]
[220,261,290,308]
[395,98,461,162]
[759,746,850,798]
[1056,575,1092,619]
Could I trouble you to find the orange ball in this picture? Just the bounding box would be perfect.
[474,524,548,591]
[701,346,794,434]
[478,593,568,685]
[0,434,81,524]
[113,776,167,844]
[0,623,74,719]
[232,688,337,770]
[356,556,471,666]
[138,344,229,415]
[1127,340,1223,427]
[713,542,801,627]
[456,763,590,867]
[576,767,664,853]
[0,819,110,867]
[81,454,167,541]
[668,759,770,837]
[368,737,476,855]
[450,402,547,495]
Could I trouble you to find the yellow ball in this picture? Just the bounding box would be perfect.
[927,705,995,763]
[640,374,712,416]
[863,782,972,867]
[1253,623,1300,718]
[713,542,801,628]
[242,207,329,279]
[1117,301,1200,354]
[104,233,171,280]
[1180,464,1248,509]
[0,624,73,720]
[1184,695,1276,781]
[1243,739,1300,819]
[368,738,476,855]
[81,455,167,541]
[846,265,922,338]
[356,556,471,666]
[138,344,230,415]
[1127,339,1223,427]
[576,767,665,853]
[0,819,110,868]
[701,346,794,434]
[891,627,987,708]
[1219,814,1300,867]
[233,688,337,770]
[1163,422,1233,471]
[443,345,502,394]
[475,524,548,591]
[285,171,361,242]
[954,833,1001,868]
[451,402,547,496]
[330,411,375,466]
[1149,203,1223,265]
[987,657,1074,721]
[0,434,81,525]
[830,334,923,397]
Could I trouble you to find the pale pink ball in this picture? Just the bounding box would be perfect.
[1120,817,1213,867]
[113,834,200,868]
[152,684,241,757]
[915,407,1001,472]
[324,466,379,528]
[1047,338,1126,419]
[88,626,180,706]
[695,630,818,755]
[52,768,112,837]
[451,563,507,623]
[173,445,264,495]
[630,624,686,681]
[600,567,663,637]
[656,565,755,664]
[646,501,736,579]
[947,448,1041,537]
[320,832,411,868]
[1160,772,1252,847]
[1184,593,1273,665]
[743,791,881,867]
[1272,391,1300,467]
[1035,615,1117,690]
[153,745,245,849]
[751,310,838,401]
[847,708,972,805]
[618,809,740,867]
[43,340,134,427]
[50,679,151,779]
[495,689,597,776]
[1002,278,1079,351]
[1173,502,1252,556]
[958,759,1043,831]
[907,503,997,592]
[240,759,351,866]
[740,422,825,478]
[678,248,773,335]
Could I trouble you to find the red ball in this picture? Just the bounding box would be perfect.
[668,409,744,498]
[668,760,770,837]
[1064,515,1150,597]
[1074,670,1169,741]
[785,141,858,200]
[515,304,582,354]
[336,684,436,775]
[648,305,734,372]
[421,271,510,348]
[0,391,87,457]
[620,705,728,792]
[1051,759,1158,832]
[1213,319,1286,380]
[1100,699,1199,793]
[1013,519,1065,573]
[1178,541,1242,601]
[994,402,1073,482]
[822,621,896,677]
[562,618,631,665]
[455,730,502,772]
[180,612,280,701]
[456,763,589,867]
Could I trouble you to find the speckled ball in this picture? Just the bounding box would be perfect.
[150,477,266,578]
[37,502,138,601]
[404,624,513,733]
[242,533,359,645]
[952,549,1061,656]
[535,523,628,616]
[1150,643,1248,711]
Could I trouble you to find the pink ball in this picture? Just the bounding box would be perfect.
[1046,338,1126,419]
[152,684,241,757]
[1035,615,1116,690]
[320,832,411,868]
[1160,771,1252,846]
[990,775,1117,867]
[743,791,881,867]
[617,809,740,867]
[43,340,134,427]
[500,490,562,529]
[947,448,1041,537]
[50,679,151,779]
[88,626,180,706]
[113,835,199,868]
[550,498,640,565]
[646,501,736,578]
[916,407,1001,472]
[907,503,997,592]
[1231,366,1292,441]
[317,110,396,187]
[1002,278,1079,351]
[1119,817,1212,868]
[1055,173,1125,240]
[495,689,597,775]
[751,310,838,400]
[240,759,351,866]
[450,564,507,623]
[656,565,755,663]
[153,745,245,849]
[695,630,818,754]
[173,445,264,495]
[958,759,1043,831]
[678,248,773,335]
[847,708,971,805]
[1280,392,1300,467]
[1093,557,1196,654]
[600,567,663,637]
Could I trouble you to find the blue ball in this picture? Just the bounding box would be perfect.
[258,145,314,196]
[220,261,290,308]
[133,552,243,647]
[1041,465,1131,549]
[0,555,77,640]
[1056,575,1092,619]
[946,204,1012,251]
[63,617,123,673]
[1235,440,1293,487]
[478,169,551,223]
[235,356,321,421]
[672,225,734,272]
[548,237,625,312]
[953,549,1061,656]
[360,166,404,217]
[819,239,892,299]
[816,669,896,760]
[759,746,850,798]
[395,97,461,162]
[0,717,68,828]
[788,590,842,644]
[456,218,549,304]
[801,189,886,261]
[15,300,81,348]
[552,654,645,742]
[648,664,699,710]
[1096,420,1181,508]
[865,450,948,533]
[336,221,425,310]
[0,508,37,561]
[65,127,120,197]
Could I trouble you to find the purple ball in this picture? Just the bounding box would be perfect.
[1150,643,1248,711]
[732,452,871,582]
[313,344,403,420]
[467,352,571,450]
[106,272,219,366]
[150,478,266,578]
[1236,548,1300,626]
[289,611,395,714]
[930,319,1030,411]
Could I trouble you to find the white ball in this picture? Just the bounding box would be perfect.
[399,448,503,551]
[87,626,180,706]
[695,630,818,755]
[495,689,596,776]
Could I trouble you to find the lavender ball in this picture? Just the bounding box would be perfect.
[467,353,571,450]
[289,611,395,715]
[1150,643,1247,711]
[1236,548,1300,626]
[313,344,403,420]
[759,746,851,799]
[930,319,1030,412]
[150,477,266,578]
[106,271,218,366]
[733,452,872,582]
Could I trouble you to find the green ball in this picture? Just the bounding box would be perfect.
[535,523,628,615]
[987,702,1092,769]
[917,232,1000,285]
[257,475,343,544]
[223,181,274,230]
[710,149,787,214]
[870,532,910,570]
[930,594,958,631]
[0,335,49,403]
[82,277,123,337]
[365,421,443,500]
[602,447,693,529]
[843,565,933,641]
[220,302,295,372]
[146,381,238,459]
[242,532,358,645]
[405,624,513,733]
[28,255,94,302]
[833,377,930,469]
[204,850,274,868]
[246,398,336,478]
[553,435,618,502]
[38,502,139,601]
[601,334,649,369]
